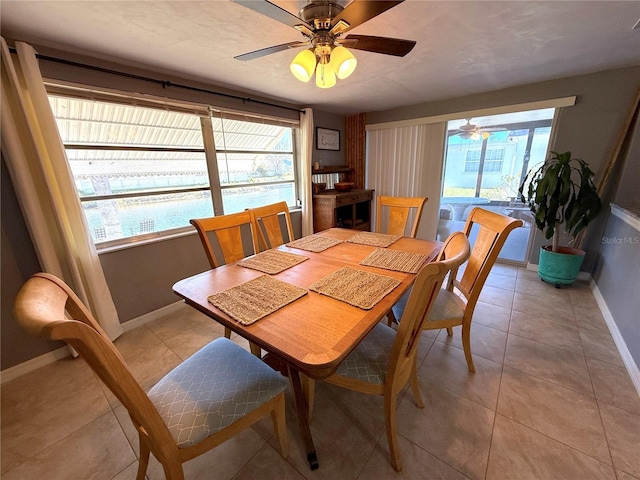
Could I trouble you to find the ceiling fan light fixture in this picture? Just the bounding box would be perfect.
[330,46,357,79]
[290,49,317,82]
[315,60,336,88]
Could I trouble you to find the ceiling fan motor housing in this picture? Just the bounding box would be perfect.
[299,1,344,30]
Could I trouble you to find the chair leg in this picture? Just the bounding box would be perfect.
[136,434,150,480]
[410,357,424,408]
[386,309,396,326]
[224,326,232,339]
[301,375,315,420]
[249,341,262,358]
[446,327,453,336]
[384,393,403,472]
[271,392,289,459]
[461,321,475,373]
[161,462,186,480]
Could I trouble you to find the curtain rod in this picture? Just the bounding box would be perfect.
[8,46,305,114]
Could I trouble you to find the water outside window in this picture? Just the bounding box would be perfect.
[438,109,555,263]
[49,96,296,244]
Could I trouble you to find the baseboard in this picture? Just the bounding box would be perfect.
[591,281,640,396]
[1,300,188,384]
[121,300,187,332]
[0,346,73,385]
[525,263,591,281]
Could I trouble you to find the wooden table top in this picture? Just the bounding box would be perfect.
[173,228,441,378]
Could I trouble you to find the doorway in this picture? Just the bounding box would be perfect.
[438,109,555,264]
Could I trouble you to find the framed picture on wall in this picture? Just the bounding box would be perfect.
[316,127,340,151]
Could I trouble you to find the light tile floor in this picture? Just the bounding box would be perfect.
[2,265,640,480]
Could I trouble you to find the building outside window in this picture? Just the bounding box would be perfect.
[464,149,505,173]
[47,94,297,246]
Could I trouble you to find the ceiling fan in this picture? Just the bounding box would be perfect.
[232,0,416,88]
[452,119,507,141]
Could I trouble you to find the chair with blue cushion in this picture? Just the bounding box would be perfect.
[13,272,289,480]
[392,207,523,372]
[324,233,470,472]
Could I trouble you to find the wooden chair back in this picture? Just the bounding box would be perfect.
[453,207,523,312]
[248,201,295,252]
[13,273,179,462]
[376,195,428,238]
[390,234,470,391]
[190,211,258,268]
[14,273,288,479]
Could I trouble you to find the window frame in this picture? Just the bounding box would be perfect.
[46,82,300,249]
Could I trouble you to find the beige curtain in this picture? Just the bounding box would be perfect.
[299,107,314,237]
[1,38,123,340]
[366,123,446,240]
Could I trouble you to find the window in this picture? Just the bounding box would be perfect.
[212,115,295,213]
[440,108,556,264]
[464,149,505,173]
[48,93,298,245]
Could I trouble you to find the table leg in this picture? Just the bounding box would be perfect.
[288,366,319,470]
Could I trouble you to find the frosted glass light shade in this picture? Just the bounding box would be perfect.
[330,46,357,79]
[315,62,336,88]
[290,49,316,82]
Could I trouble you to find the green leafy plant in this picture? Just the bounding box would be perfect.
[519,151,602,252]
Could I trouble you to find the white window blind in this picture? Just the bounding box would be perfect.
[366,123,446,240]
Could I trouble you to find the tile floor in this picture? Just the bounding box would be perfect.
[2,265,640,480]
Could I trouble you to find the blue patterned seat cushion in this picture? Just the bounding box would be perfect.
[148,337,288,447]
[335,322,397,384]
[392,287,465,322]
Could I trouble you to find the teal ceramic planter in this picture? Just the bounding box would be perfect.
[538,246,585,286]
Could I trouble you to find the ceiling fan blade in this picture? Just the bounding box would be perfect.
[340,35,416,57]
[232,0,313,30]
[330,1,404,34]
[234,41,309,61]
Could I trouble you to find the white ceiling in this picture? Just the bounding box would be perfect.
[2,1,640,115]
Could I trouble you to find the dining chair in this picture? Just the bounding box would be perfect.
[190,211,262,355]
[14,272,289,480]
[247,201,295,252]
[190,211,259,268]
[392,207,523,372]
[324,235,470,472]
[376,195,428,238]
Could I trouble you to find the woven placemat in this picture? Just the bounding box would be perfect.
[309,266,401,310]
[238,250,308,275]
[208,275,307,325]
[345,231,402,248]
[287,235,343,252]
[360,248,429,274]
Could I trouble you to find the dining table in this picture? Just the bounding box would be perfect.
[172,228,441,470]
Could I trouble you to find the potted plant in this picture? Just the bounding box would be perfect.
[519,151,602,286]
